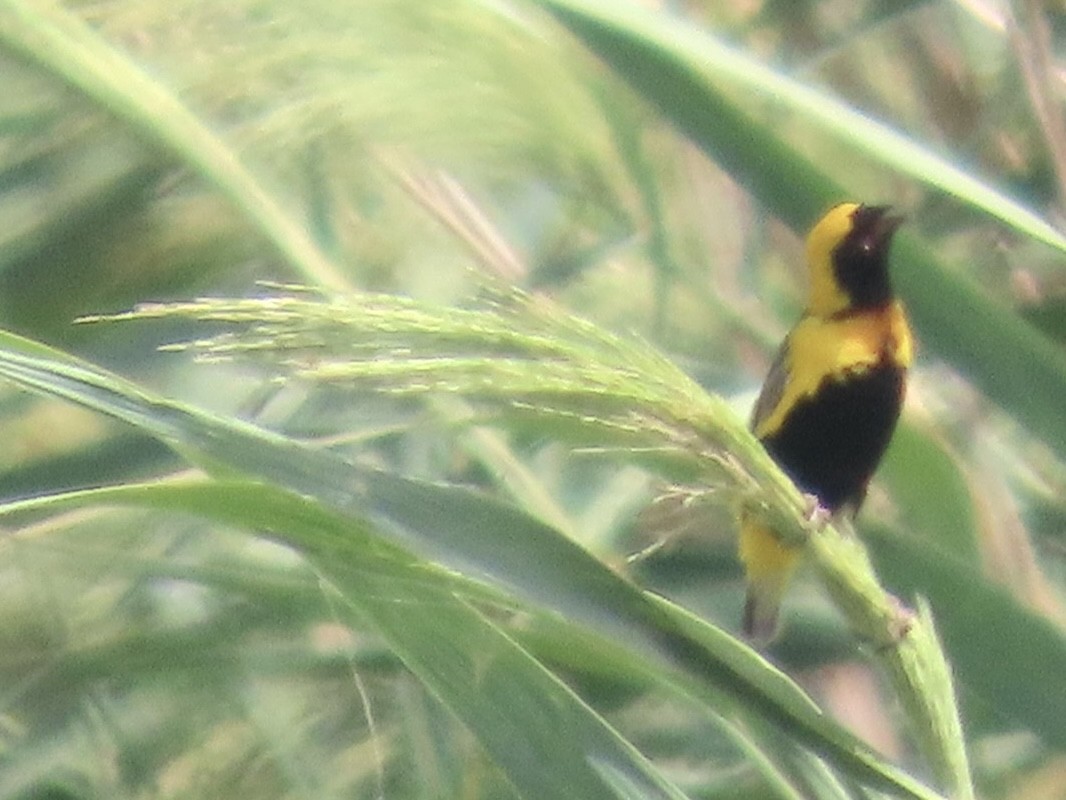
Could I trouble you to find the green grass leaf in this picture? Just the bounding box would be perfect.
[868,522,1066,750]
[0,329,945,800]
[0,480,690,800]
[0,0,350,290]
[529,0,1066,251]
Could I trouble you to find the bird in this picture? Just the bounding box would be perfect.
[738,202,913,641]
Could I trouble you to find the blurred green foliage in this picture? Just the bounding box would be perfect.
[0,1,1063,799]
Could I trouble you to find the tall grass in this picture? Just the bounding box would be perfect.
[0,2,1062,799]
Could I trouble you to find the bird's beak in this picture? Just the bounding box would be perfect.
[869,205,904,244]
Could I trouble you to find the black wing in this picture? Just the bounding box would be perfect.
[750,335,792,438]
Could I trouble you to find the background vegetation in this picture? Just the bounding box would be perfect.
[0,1,1063,798]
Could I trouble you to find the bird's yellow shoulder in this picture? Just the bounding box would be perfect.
[752,301,912,438]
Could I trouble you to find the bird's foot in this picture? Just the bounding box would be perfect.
[801,493,832,530]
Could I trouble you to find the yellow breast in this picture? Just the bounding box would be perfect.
[754,301,912,439]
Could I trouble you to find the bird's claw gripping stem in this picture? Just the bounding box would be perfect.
[801,493,832,530]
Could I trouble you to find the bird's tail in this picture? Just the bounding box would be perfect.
[738,516,802,642]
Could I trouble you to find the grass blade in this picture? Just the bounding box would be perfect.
[0,0,349,290]
[0,329,944,799]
